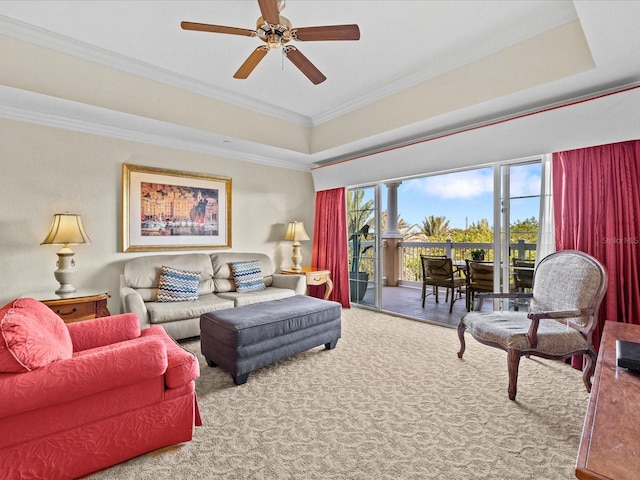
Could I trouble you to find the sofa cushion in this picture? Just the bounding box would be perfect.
[216,287,295,307]
[123,253,214,301]
[0,298,73,373]
[230,260,266,293]
[147,293,234,324]
[157,266,200,302]
[211,252,275,292]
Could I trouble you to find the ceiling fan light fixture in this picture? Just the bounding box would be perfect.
[256,15,292,49]
[267,33,282,49]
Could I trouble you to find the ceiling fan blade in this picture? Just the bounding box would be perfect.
[284,46,326,85]
[181,21,255,37]
[257,0,280,25]
[292,24,360,41]
[234,47,269,79]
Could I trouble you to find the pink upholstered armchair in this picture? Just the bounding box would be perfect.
[0,298,201,480]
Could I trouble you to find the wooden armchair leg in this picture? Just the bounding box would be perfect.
[583,349,598,392]
[457,322,466,359]
[507,348,521,401]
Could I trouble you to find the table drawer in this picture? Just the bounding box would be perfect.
[48,301,97,322]
[306,272,330,286]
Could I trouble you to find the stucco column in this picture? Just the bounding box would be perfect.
[382,181,403,286]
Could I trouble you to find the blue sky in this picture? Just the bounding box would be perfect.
[385,163,542,230]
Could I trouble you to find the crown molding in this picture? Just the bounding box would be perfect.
[0,15,312,128]
[0,85,311,172]
[0,7,578,128]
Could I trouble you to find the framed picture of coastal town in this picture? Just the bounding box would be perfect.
[122,164,231,252]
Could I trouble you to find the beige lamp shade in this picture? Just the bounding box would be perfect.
[284,221,310,242]
[284,221,310,271]
[41,213,92,246]
[41,213,91,294]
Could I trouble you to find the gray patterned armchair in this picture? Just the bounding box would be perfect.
[457,250,607,401]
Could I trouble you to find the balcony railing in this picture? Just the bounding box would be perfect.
[398,239,536,283]
[350,239,537,287]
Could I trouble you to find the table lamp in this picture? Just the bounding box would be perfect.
[41,213,92,294]
[284,221,310,271]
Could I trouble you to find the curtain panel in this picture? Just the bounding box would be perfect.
[536,153,556,266]
[311,188,351,308]
[553,140,640,357]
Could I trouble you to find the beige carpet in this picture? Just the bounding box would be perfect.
[92,307,589,479]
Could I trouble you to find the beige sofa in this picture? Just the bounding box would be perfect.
[119,252,306,340]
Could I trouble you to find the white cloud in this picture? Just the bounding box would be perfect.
[509,166,541,197]
[403,163,542,200]
[406,169,493,199]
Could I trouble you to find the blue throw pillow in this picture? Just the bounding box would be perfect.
[157,266,200,302]
[230,260,266,293]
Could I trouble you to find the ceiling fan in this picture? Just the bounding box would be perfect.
[181,0,360,85]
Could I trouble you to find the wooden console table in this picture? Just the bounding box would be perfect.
[575,321,640,480]
[23,289,111,323]
[280,267,333,300]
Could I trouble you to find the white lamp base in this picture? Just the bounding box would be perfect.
[54,249,77,294]
[290,241,303,271]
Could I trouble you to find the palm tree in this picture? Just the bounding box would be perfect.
[418,215,451,240]
[380,211,414,236]
[397,216,414,235]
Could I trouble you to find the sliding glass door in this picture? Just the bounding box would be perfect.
[347,186,380,308]
[345,159,541,318]
[497,159,542,300]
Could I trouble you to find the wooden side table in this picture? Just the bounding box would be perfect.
[280,267,333,300]
[23,290,111,323]
[575,321,640,480]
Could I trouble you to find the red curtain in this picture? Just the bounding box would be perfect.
[553,140,640,359]
[310,187,350,308]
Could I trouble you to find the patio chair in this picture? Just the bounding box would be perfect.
[513,258,535,292]
[465,260,494,311]
[420,255,466,313]
[457,250,607,401]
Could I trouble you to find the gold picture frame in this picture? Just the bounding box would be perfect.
[122,164,231,252]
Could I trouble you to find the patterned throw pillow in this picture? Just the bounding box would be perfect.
[157,266,200,302]
[230,260,266,293]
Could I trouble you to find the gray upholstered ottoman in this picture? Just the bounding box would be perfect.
[200,295,342,385]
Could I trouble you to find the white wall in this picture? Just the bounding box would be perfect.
[0,119,315,313]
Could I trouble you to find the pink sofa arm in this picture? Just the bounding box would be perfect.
[141,326,200,388]
[67,313,141,352]
[0,336,167,418]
